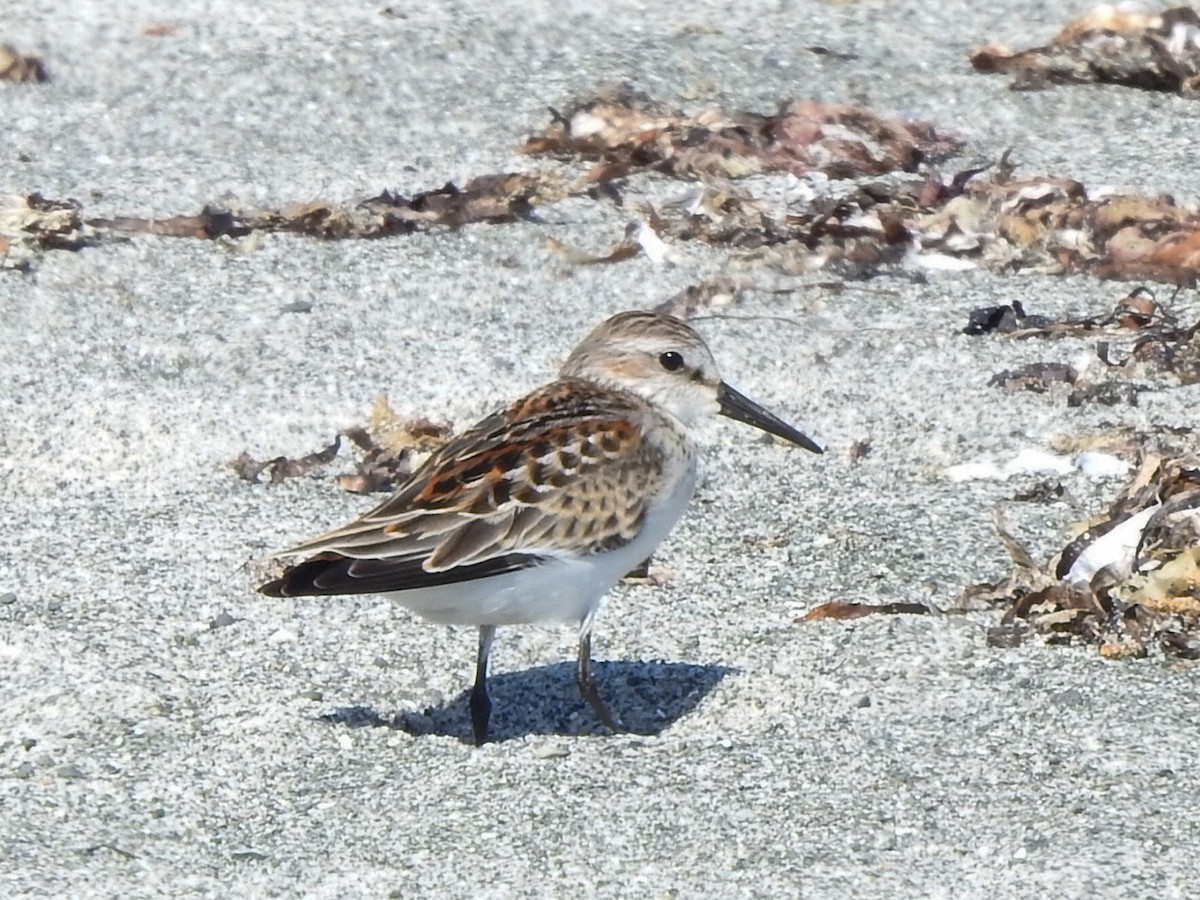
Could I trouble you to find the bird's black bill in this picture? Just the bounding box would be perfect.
[717,381,824,453]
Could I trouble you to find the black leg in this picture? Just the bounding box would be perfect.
[576,625,623,733]
[469,625,495,746]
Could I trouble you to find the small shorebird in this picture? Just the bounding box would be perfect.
[261,310,822,744]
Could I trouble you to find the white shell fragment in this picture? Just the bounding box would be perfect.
[944,449,1129,482]
[1074,452,1131,479]
[1065,504,1161,588]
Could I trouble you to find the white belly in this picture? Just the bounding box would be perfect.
[385,458,699,627]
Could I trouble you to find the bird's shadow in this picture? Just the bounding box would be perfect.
[318,659,736,744]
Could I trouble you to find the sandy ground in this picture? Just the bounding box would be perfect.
[2,1,1198,897]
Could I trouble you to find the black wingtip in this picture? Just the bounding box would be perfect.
[258,552,544,598]
[258,556,341,597]
[258,577,287,598]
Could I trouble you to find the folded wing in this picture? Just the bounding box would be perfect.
[260,380,662,598]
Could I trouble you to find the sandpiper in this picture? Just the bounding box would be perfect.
[260,310,822,744]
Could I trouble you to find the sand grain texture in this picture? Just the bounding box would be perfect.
[2,2,1198,897]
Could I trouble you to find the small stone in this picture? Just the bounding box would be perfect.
[47,599,63,612]
[855,694,872,709]
[56,763,86,779]
[300,689,324,702]
[533,743,570,760]
[209,611,238,630]
[231,849,269,862]
[14,761,35,778]
[20,737,36,751]
[0,592,16,604]
[1053,688,1087,708]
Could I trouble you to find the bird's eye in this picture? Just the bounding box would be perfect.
[659,351,685,372]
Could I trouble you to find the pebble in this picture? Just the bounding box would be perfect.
[231,849,269,862]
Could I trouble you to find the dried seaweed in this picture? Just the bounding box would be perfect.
[964,289,1170,339]
[1067,381,1149,407]
[0,193,98,270]
[917,173,1200,286]
[5,85,1200,289]
[963,300,1052,335]
[522,84,960,182]
[1012,480,1067,504]
[799,601,931,622]
[969,289,1200,407]
[1098,315,1200,385]
[653,276,748,318]
[94,205,252,240]
[229,436,343,485]
[971,5,1200,97]
[1,175,565,269]
[613,154,1200,285]
[544,224,645,266]
[94,174,562,241]
[526,113,1200,285]
[232,398,452,493]
[989,362,1078,392]
[516,86,959,267]
[0,44,48,84]
[336,399,453,494]
[964,457,1200,659]
[847,439,873,464]
[986,363,1150,407]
